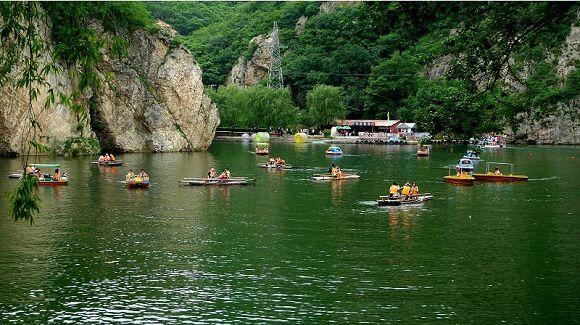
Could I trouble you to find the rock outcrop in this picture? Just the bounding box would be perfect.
[295,15,308,35]
[508,25,579,144]
[0,22,83,155]
[505,103,579,144]
[226,33,273,87]
[319,1,359,14]
[91,23,219,152]
[0,19,219,154]
[423,25,579,144]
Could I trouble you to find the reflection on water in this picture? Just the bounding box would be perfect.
[0,143,578,323]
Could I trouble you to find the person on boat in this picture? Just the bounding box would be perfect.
[105,154,112,161]
[268,157,276,166]
[329,163,336,175]
[219,168,231,179]
[456,168,467,177]
[275,157,286,166]
[401,182,411,200]
[389,182,400,198]
[53,168,61,181]
[139,169,149,180]
[110,153,116,161]
[208,167,217,179]
[410,182,419,196]
[126,169,135,182]
[98,155,105,162]
[25,166,33,174]
[334,166,343,178]
[494,167,502,175]
[331,164,341,177]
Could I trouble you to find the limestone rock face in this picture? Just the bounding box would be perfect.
[423,25,579,144]
[226,33,273,87]
[0,23,82,155]
[557,26,579,78]
[92,26,219,152]
[295,15,308,35]
[505,104,580,145]
[319,1,359,14]
[0,19,219,154]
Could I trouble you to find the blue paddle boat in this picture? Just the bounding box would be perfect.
[463,150,481,160]
[325,146,344,155]
[456,158,475,172]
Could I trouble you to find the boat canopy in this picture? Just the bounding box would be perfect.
[328,146,342,152]
[485,162,515,174]
[29,163,60,168]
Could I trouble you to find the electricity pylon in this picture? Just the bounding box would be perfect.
[267,21,284,89]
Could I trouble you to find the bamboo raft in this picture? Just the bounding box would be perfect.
[257,163,293,170]
[310,174,360,181]
[179,177,256,186]
[377,193,434,206]
[91,160,124,166]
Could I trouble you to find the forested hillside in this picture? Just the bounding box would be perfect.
[146,2,579,140]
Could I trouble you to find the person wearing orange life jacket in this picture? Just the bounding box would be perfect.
[389,182,400,198]
[401,182,411,200]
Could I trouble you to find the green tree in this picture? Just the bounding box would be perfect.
[208,85,299,129]
[306,85,346,127]
[364,52,420,118]
[402,79,495,138]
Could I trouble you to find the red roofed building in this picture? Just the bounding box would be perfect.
[336,119,401,134]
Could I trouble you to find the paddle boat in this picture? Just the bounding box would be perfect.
[455,158,475,172]
[179,177,255,186]
[463,150,481,160]
[7,171,23,179]
[126,177,149,189]
[257,163,293,170]
[417,145,430,157]
[26,163,69,186]
[92,160,124,166]
[472,162,528,182]
[255,146,269,156]
[325,146,343,155]
[377,193,434,206]
[311,173,360,181]
[444,166,474,186]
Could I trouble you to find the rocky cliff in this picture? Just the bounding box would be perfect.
[0,19,219,155]
[506,26,579,144]
[424,26,579,144]
[226,33,273,87]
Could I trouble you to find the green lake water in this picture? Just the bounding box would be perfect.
[0,142,578,323]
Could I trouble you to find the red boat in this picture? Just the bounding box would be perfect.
[126,178,149,189]
[473,162,528,182]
